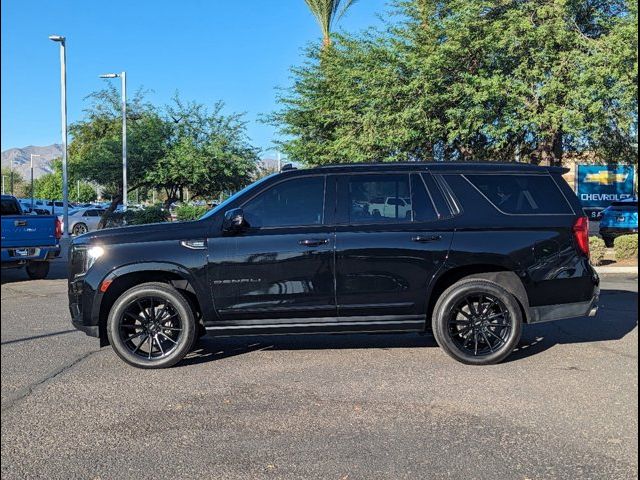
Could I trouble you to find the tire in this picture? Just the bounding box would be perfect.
[26,261,50,280]
[432,278,523,365]
[106,282,196,369]
[602,235,614,248]
[72,223,88,236]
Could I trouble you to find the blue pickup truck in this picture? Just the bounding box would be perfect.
[1,195,62,279]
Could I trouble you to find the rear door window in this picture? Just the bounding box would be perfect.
[347,174,411,224]
[410,174,438,222]
[464,174,574,215]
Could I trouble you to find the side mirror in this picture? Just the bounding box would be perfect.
[223,208,245,233]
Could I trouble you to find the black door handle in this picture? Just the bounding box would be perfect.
[411,235,442,243]
[299,238,329,247]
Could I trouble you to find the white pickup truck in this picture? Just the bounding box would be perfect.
[369,196,412,219]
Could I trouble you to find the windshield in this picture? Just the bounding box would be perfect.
[199,174,277,221]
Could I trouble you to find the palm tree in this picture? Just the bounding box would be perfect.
[304,0,358,47]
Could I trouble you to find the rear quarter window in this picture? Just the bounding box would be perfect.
[1,199,21,215]
[464,174,574,215]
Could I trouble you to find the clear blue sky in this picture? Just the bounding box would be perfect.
[1,0,389,155]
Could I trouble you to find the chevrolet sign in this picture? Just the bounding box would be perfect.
[577,165,636,209]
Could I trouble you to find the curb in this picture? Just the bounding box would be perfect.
[594,266,638,274]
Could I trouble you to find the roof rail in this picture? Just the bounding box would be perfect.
[281,163,296,171]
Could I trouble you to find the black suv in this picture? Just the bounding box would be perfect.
[68,163,599,368]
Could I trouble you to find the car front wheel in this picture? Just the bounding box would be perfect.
[432,278,523,365]
[72,223,88,236]
[106,282,196,369]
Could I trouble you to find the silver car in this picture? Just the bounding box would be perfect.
[60,208,106,236]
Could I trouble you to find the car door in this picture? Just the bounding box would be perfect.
[334,172,453,325]
[207,174,336,322]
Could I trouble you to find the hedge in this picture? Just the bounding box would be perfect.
[589,236,606,266]
[175,204,210,221]
[613,234,638,261]
[103,206,169,228]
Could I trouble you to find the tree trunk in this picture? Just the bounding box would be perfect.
[532,129,563,166]
[97,193,122,230]
[551,129,563,167]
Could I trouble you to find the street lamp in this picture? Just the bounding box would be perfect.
[99,71,127,212]
[49,34,69,237]
[9,156,14,195]
[30,154,40,210]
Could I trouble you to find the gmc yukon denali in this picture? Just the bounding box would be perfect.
[68,163,599,368]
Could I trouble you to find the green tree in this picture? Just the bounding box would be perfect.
[31,160,97,203]
[304,0,359,46]
[273,0,638,166]
[1,167,26,196]
[146,96,259,206]
[69,86,170,224]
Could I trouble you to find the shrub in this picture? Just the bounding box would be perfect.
[613,234,638,261]
[175,204,209,221]
[126,206,169,225]
[589,236,606,266]
[102,206,169,228]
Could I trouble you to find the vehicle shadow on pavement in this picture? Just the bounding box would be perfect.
[181,333,437,367]
[182,287,637,366]
[507,288,638,362]
[0,260,68,284]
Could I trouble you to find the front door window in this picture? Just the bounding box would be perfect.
[243,176,325,228]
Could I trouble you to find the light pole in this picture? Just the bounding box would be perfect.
[49,35,69,237]
[99,72,127,212]
[30,154,40,210]
[10,157,14,195]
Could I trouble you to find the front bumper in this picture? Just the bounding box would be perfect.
[69,274,101,338]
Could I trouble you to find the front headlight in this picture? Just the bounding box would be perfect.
[85,246,105,271]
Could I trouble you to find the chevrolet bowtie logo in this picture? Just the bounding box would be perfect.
[584,171,629,185]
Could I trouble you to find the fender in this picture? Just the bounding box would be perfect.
[91,261,215,325]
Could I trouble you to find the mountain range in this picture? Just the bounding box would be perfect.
[1,144,63,181]
[1,144,289,186]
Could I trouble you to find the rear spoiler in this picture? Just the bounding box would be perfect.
[548,166,570,174]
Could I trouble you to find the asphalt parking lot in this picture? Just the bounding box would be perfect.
[1,258,637,479]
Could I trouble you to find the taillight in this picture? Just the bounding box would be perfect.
[573,216,589,258]
[55,217,62,240]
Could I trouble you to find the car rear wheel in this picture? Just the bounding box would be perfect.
[106,282,196,369]
[72,223,88,236]
[602,235,615,248]
[26,261,50,280]
[432,278,523,365]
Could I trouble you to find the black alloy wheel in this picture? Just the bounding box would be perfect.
[446,293,511,357]
[107,282,196,368]
[432,278,523,365]
[118,296,183,360]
